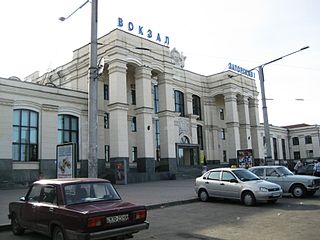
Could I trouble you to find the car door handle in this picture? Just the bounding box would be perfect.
[205,181,209,184]
[49,207,54,212]
[220,183,225,185]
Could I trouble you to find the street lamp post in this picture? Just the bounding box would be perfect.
[88,0,98,178]
[257,46,309,165]
[60,0,99,177]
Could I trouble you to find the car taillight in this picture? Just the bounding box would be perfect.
[133,210,146,220]
[87,216,104,228]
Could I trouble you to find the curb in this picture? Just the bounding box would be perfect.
[146,198,198,210]
[0,198,199,232]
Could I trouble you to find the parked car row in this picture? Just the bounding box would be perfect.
[195,166,320,206]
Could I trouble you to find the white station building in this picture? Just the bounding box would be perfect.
[0,29,319,185]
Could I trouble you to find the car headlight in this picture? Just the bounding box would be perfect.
[259,187,268,192]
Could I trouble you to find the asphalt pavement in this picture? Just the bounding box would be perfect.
[0,178,197,230]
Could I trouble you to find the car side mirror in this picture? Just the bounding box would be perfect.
[20,197,26,201]
[230,179,238,183]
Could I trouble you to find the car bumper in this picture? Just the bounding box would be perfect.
[254,191,283,202]
[66,221,149,240]
[306,186,320,191]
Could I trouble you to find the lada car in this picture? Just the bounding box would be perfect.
[249,166,320,198]
[8,178,149,240]
[195,168,282,206]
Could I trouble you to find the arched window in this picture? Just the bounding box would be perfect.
[12,109,38,161]
[174,90,185,116]
[58,115,79,144]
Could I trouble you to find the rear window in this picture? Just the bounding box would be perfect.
[64,182,121,205]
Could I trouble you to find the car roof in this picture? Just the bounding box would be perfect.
[208,167,248,171]
[249,166,285,169]
[33,178,111,186]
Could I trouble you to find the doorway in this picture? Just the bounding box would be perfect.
[176,144,199,166]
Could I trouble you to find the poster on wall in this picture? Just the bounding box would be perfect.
[237,149,253,169]
[115,160,127,185]
[56,143,76,178]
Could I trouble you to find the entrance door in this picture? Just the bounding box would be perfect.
[177,144,199,166]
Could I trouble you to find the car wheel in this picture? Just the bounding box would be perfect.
[291,184,306,198]
[11,213,25,235]
[242,191,256,206]
[52,226,65,240]
[198,189,209,202]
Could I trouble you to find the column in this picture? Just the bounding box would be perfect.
[41,104,59,178]
[135,66,155,173]
[238,96,252,149]
[249,97,264,164]
[0,99,14,183]
[158,71,177,173]
[108,60,129,181]
[224,92,240,164]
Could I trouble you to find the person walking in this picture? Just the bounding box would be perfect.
[313,160,320,177]
[293,159,303,174]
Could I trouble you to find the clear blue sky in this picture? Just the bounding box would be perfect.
[0,0,319,126]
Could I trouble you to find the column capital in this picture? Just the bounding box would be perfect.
[224,92,237,102]
[135,65,152,79]
[108,59,127,75]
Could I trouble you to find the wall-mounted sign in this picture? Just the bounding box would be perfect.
[117,17,170,46]
[56,143,76,178]
[228,63,256,78]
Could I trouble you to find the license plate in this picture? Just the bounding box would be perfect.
[106,214,129,224]
[272,193,280,197]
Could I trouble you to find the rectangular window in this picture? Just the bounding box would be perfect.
[292,137,299,145]
[220,128,226,140]
[131,84,136,105]
[131,146,137,163]
[155,120,160,161]
[305,135,312,144]
[219,108,224,120]
[281,139,286,160]
[293,151,300,160]
[192,95,201,120]
[104,112,109,129]
[154,85,159,113]
[306,150,313,158]
[273,138,278,160]
[131,117,137,132]
[105,145,110,163]
[174,90,185,116]
[223,150,227,162]
[197,125,203,150]
[104,84,109,100]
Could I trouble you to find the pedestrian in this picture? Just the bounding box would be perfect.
[313,160,320,177]
[293,159,303,174]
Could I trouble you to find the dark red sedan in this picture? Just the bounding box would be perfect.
[8,178,149,240]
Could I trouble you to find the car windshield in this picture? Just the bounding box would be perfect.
[276,166,294,176]
[232,169,260,181]
[64,182,121,205]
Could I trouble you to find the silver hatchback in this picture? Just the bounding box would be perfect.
[195,168,282,206]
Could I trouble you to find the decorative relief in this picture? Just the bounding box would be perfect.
[175,118,191,136]
[170,48,186,68]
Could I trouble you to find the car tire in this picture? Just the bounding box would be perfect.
[198,189,209,202]
[11,213,25,235]
[52,226,65,240]
[242,191,256,206]
[291,184,306,198]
